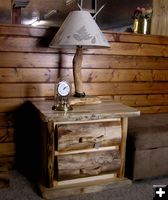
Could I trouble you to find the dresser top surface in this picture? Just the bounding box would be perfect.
[32,100,140,123]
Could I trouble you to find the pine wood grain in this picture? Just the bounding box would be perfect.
[58,150,121,180]
[1,68,168,83]
[57,121,121,152]
[1,82,168,98]
[105,31,168,44]
[0,24,167,44]
[0,143,15,157]
[151,0,168,36]
[0,53,168,69]
[118,117,128,178]
[0,128,14,143]
[0,157,15,170]
[0,37,168,57]
[46,121,55,188]
[0,24,57,37]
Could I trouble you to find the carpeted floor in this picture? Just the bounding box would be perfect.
[0,170,168,200]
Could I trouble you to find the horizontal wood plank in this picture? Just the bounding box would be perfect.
[0,128,14,143]
[1,83,168,98]
[56,146,119,156]
[114,94,168,107]
[0,37,168,57]
[0,157,15,169]
[1,68,168,83]
[0,98,47,112]
[0,24,58,37]
[0,94,168,113]
[0,25,168,45]
[0,53,168,69]
[137,105,168,114]
[81,55,168,69]
[105,31,168,45]
[0,52,61,68]
[85,83,168,95]
[0,143,16,157]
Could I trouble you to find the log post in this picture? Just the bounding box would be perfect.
[151,0,168,35]
[118,117,128,178]
[46,121,55,188]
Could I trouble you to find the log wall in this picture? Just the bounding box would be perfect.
[0,24,168,182]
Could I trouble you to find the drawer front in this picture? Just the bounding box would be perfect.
[56,120,121,152]
[56,150,121,181]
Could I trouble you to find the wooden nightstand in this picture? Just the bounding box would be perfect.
[31,100,140,199]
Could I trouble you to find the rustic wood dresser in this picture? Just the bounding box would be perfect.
[31,100,140,199]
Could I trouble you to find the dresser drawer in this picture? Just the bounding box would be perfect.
[55,119,122,152]
[56,149,121,181]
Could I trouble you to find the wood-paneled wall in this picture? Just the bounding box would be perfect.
[0,24,168,113]
[0,24,168,180]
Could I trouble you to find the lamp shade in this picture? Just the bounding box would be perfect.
[49,11,110,49]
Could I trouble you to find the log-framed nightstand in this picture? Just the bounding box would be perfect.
[31,100,140,199]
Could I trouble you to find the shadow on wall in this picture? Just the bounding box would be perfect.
[13,101,42,182]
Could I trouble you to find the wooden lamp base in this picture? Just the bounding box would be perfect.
[72,47,102,105]
[70,96,102,105]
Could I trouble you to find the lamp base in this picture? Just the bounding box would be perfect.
[74,91,86,98]
[70,96,102,105]
[52,103,73,111]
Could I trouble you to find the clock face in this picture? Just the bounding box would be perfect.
[57,81,70,97]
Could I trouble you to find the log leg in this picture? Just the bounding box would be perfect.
[118,117,128,178]
[46,121,55,188]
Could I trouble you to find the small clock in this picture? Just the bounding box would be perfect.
[52,80,72,111]
[57,81,70,97]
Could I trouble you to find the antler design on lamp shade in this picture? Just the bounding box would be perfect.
[49,10,110,97]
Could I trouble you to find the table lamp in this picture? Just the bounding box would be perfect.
[49,10,110,100]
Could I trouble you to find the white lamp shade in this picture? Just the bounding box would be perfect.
[49,11,110,49]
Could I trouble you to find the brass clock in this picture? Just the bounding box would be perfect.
[52,80,72,111]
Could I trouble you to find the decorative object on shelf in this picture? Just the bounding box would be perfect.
[49,3,110,100]
[65,0,76,5]
[52,80,72,111]
[133,7,152,34]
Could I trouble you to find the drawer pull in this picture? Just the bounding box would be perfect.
[80,167,101,175]
[94,143,100,149]
[79,135,104,143]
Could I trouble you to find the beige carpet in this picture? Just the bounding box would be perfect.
[0,170,168,200]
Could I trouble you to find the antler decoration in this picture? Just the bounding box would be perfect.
[65,0,77,6]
